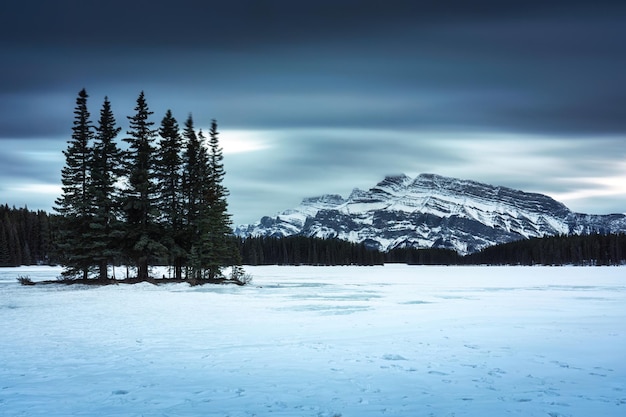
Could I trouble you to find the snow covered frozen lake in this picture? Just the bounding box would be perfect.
[1,265,625,416]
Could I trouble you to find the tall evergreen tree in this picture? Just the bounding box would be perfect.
[205,120,234,278]
[54,88,94,279]
[89,96,124,281]
[181,115,202,235]
[122,92,165,281]
[181,115,204,279]
[190,120,234,280]
[155,109,185,279]
[187,128,210,280]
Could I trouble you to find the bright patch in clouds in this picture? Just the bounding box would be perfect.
[9,183,62,196]
[425,132,571,179]
[552,175,626,202]
[217,129,274,154]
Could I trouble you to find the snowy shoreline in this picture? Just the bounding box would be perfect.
[1,265,625,416]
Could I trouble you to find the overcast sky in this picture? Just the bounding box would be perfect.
[1,0,625,225]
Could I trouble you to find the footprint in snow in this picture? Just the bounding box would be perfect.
[488,368,506,377]
[382,354,407,361]
[428,370,449,376]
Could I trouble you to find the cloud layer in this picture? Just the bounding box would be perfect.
[1,1,625,223]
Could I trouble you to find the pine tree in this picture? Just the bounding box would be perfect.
[190,120,236,280]
[187,128,211,280]
[54,88,95,279]
[89,96,124,281]
[182,116,202,233]
[181,115,204,280]
[122,92,165,281]
[155,109,185,279]
[205,120,235,278]
[180,119,237,281]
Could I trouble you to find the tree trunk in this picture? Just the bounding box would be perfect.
[99,259,108,282]
[174,258,182,280]
[138,259,149,281]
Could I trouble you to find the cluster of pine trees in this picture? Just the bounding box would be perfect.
[54,89,239,282]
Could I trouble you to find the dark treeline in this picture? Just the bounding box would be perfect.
[464,233,626,266]
[0,205,57,267]
[384,234,626,266]
[384,246,463,265]
[236,233,626,266]
[236,236,385,266]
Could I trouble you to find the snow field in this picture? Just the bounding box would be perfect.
[1,265,625,416]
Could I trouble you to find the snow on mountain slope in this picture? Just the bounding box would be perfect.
[235,173,626,254]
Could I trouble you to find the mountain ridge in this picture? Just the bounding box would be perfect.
[235,173,626,255]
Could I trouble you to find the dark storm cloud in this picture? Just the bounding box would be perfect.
[2,0,625,137]
[3,1,623,46]
[0,92,72,138]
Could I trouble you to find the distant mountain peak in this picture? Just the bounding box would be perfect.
[235,173,626,255]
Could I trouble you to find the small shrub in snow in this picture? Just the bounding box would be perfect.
[17,275,34,286]
[230,265,253,285]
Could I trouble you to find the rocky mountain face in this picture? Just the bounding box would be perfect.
[234,173,626,255]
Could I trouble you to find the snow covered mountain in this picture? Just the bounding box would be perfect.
[234,173,626,254]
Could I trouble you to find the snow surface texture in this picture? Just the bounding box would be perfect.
[1,265,625,416]
[235,173,626,254]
